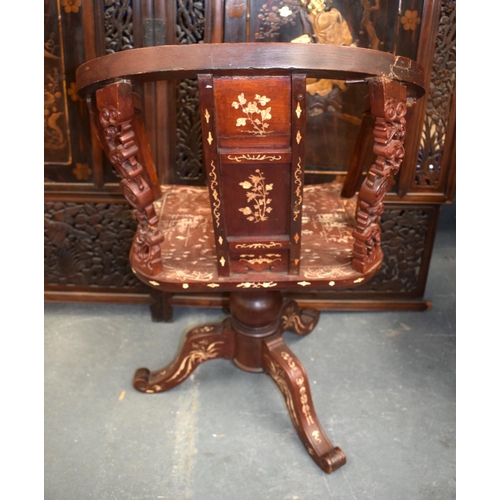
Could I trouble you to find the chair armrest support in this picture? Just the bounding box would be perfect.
[88,80,164,275]
[352,78,407,274]
[341,112,375,199]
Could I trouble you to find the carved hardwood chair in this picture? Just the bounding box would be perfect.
[76,43,424,474]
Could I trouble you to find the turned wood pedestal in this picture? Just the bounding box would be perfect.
[133,290,346,474]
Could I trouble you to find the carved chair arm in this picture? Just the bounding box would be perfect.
[351,78,408,274]
[87,80,163,275]
[341,111,375,199]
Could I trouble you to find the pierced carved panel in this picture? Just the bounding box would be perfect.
[175,0,206,182]
[44,202,144,288]
[176,79,205,181]
[414,0,455,188]
[354,207,432,293]
[44,0,72,165]
[104,0,133,54]
[176,0,205,44]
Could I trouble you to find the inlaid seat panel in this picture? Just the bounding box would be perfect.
[142,181,368,293]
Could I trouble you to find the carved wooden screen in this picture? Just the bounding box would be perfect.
[44,0,91,182]
[221,0,455,201]
[44,0,212,296]
[44,0,455,315]
[44,0,455,195]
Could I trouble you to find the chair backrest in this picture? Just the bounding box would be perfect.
[198,73,306,277]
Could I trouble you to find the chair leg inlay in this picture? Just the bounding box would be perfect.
[133,319,235,393]
[262,337,346,474]
[280,300,320,336]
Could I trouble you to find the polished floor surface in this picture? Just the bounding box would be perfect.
[44,202,456,500]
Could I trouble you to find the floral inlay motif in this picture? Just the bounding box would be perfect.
[239,254,282,265]
[235,242,282,249]
[228,154,281,162]
[227,0,246,18]
[239,169,273,223]
[72,162,91,180]
[232,93,272,135]
[401,10,421,31]
[236,282,277,288]
[162,340,225,385]
[67,82,80,102]
[279,6,293,17]
[163,269,214,281]
[209,161,221,227]
[62,0,81,14]
[293,158,303,221]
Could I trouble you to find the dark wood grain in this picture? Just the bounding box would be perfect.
[76,43,425,98]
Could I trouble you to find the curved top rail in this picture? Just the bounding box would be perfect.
[76,43,425,98]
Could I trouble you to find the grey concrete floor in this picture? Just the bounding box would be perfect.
[44,202,456,500]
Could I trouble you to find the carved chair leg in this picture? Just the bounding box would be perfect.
[133,319,235,393]
[262,336,346,474]
[280,299,320,336]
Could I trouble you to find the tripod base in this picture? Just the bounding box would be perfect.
[133,291,346,474]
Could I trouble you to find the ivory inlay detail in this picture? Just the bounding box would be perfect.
[163,340,225,385]
[227,154,282,162]
[293,157,303,221]
[209,161,221,228]
[235,242,282,249]
[265,356,299,428]
[239,254,282,265]
[232,93,272,135]
[236,282,277,288]
[296,102,302,118]
[164,269,214,281]
[239,169,273,223]
[280,352,315,426]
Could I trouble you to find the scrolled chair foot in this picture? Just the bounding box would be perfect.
[133,319,235,393]
[280,300,320,336]
[317,446,347,474]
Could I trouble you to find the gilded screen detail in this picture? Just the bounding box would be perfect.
[44,0,71,165]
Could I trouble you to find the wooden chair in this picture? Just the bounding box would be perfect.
[76,43,424,474]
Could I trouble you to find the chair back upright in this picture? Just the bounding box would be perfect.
[198,73,306,277]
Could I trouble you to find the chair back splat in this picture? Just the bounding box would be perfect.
[76,43,425,474]
[198,73,306,277]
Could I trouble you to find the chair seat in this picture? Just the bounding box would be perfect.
[131,181,382,292]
